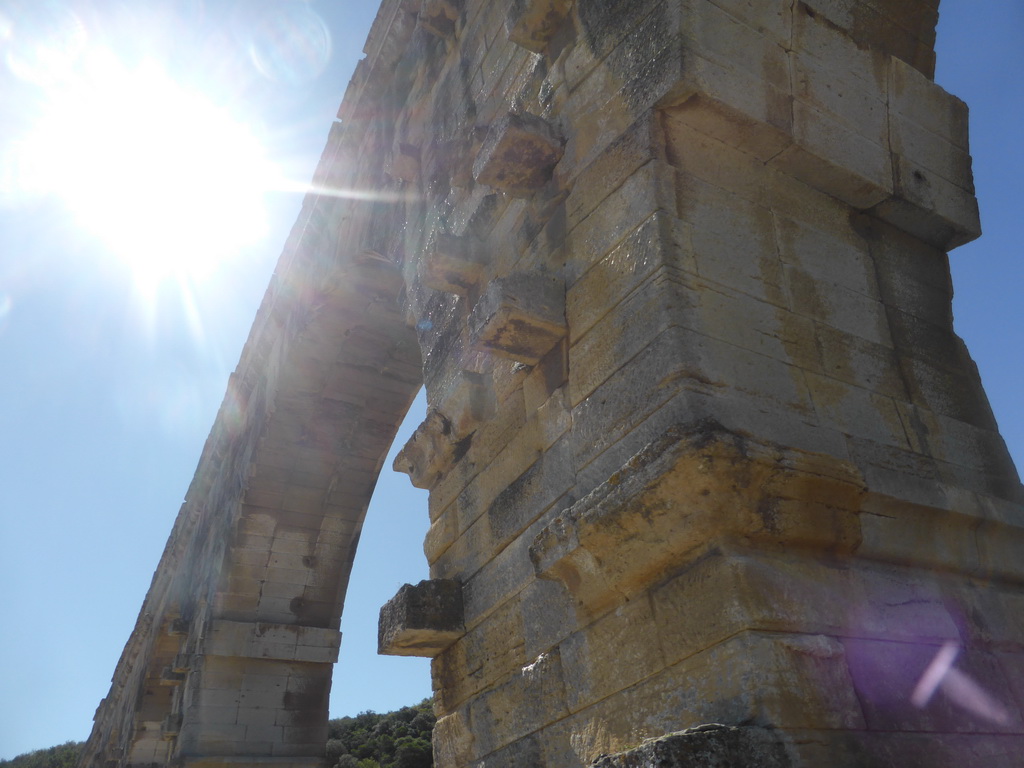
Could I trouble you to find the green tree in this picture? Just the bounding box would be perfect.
[0,742,82,768]
[325,699,435,768]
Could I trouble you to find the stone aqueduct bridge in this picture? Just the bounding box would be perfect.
[81,1,1024,766]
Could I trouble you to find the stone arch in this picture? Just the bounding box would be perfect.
[79,58,430,768]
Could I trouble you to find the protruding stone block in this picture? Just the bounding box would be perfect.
[168,617,189,636]
[871,157,981,250]
[440,369,496,436]
[531,421,864,611]
[472,113,564,197]
[422,234,485,295]
[385,142,421,183]
[420,0,460,39]
[161,713,182,741]
[589,725,792,767]
[505,0,571,53]
[159,667,186,686]
[393,409,460,489]
[469,273,566,365]
[378,579,465,657]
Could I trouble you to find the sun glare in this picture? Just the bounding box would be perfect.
[18,48,277,291]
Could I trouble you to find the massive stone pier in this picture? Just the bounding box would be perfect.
[80,1,1024,766]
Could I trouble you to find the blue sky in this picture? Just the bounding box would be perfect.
[0,0,1020,760]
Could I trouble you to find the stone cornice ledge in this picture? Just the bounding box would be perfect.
[529,420,866,611]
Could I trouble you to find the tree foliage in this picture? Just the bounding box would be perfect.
[327,698,434,768]
[0,742,82,768]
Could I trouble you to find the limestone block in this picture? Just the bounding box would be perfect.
[712,0,792,47]
[532,420,863,610]
[168,617,190,636]
[803,374,909,449]
[437,369,496,439]
[421,234,485,296]
[674,180,785,307]
[393,409,460,490]
[486,438,574,551]
[565,213,680,343]
[472,112,564,196]
[468,648,568,758]
[654,553,961,671]
[792,2,888,88]
[870,154,981,250]
[589,725,791,768]
[469,272,566,365]
[205,619,341,664]
[889,55,969,150]
[159,667,186,686]
[384,142,421,184]
[548,628,863,755]
[520,577,576,660]
[564,114,659,229]
[564,161,672,288]
[433,709,475,767]
[160,714,182,741]
[560,597,665,712]
[662,48,793,163]
[791,53,888,147]
[505,0,571,52]
[522,343,568,414]
[568,271,688,407]
[419,0,460,39]
[569,325,825,484]
[890,113,974,192]
[857,495,985,574]
[440,596,528,700]
[799,0,939,78]
[771,100,893,209]
[378,578,465,657]
[340,251,406,303]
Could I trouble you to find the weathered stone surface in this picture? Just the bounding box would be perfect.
[468,272,567,364]
[472,112,564,196]
[205,620,341,664]
[393,409,460,490]
[421,234,485,296]
[378,579,465,657]
[384,142,421,183]
[531,420,865,610]
[505,0,572,53]
[589,725,791,768]
[419,0,461,39]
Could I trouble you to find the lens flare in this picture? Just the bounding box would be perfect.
[2,0,87,87]
[248,2,331,85]
[13,47,278,290]
[912,642,1011,725]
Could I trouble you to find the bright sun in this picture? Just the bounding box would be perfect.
[19,48,276,290]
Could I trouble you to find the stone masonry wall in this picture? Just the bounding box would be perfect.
[82,2,1024,768]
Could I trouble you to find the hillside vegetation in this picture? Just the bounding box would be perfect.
[0,742,81,768]
[327,699,435,768]
[0,701,434,768]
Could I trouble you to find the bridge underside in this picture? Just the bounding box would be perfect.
[81,1,1024,767]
